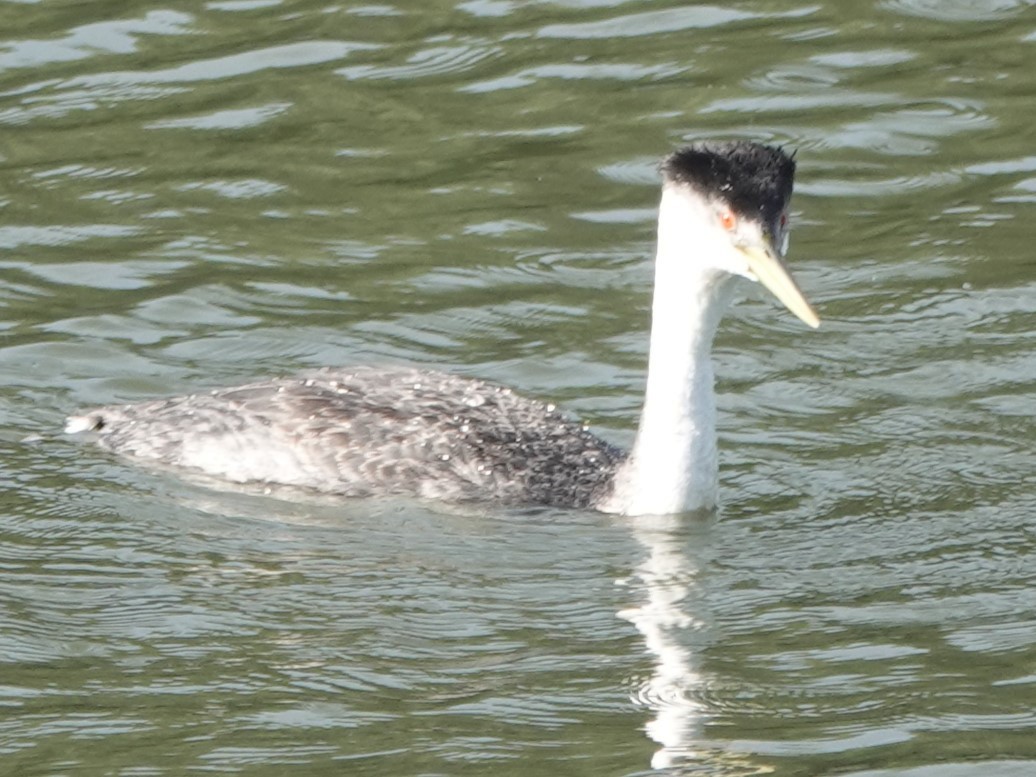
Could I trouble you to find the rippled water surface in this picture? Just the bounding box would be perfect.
[2,1,1035,774]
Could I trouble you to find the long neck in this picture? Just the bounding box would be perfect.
[604,188,738,516]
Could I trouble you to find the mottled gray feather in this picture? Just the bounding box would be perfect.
[70,366,625,508]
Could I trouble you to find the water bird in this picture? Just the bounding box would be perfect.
[66,141,818,515]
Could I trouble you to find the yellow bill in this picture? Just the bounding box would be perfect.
[740,243,820,329]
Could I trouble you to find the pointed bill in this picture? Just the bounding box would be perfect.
[739,243,820,328]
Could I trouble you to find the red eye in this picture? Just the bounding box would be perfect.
[719,210,737,231]
[780,212,788,228]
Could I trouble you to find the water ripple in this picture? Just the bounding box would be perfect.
[77,40,378,86]
[337,41,501,81]
[462,61,686,93]
[810,48,917,68]
[0,40,374,124]
[799,170,962,197]
[881,0,1032,21]
[703,90,898,114]
[2,0,1035,773]
[537,7,760,39]
[146,101,292,130]
[0,224,142,249]
[0,10,193,73]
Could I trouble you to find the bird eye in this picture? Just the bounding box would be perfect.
[719,210,737,231]
[780,212,788,228]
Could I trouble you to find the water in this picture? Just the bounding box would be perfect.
[2,1,1035,774]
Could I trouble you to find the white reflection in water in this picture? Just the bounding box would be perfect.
[619,513,711,770]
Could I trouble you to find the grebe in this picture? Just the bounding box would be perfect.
[66,141,819,515]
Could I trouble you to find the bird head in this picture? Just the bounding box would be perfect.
[661,141,819,328]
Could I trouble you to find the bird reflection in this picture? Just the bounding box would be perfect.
[619,513,713,770]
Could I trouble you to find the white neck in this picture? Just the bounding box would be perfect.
[601,187,739,516]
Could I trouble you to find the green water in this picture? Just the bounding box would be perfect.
[2,1,1035,774]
